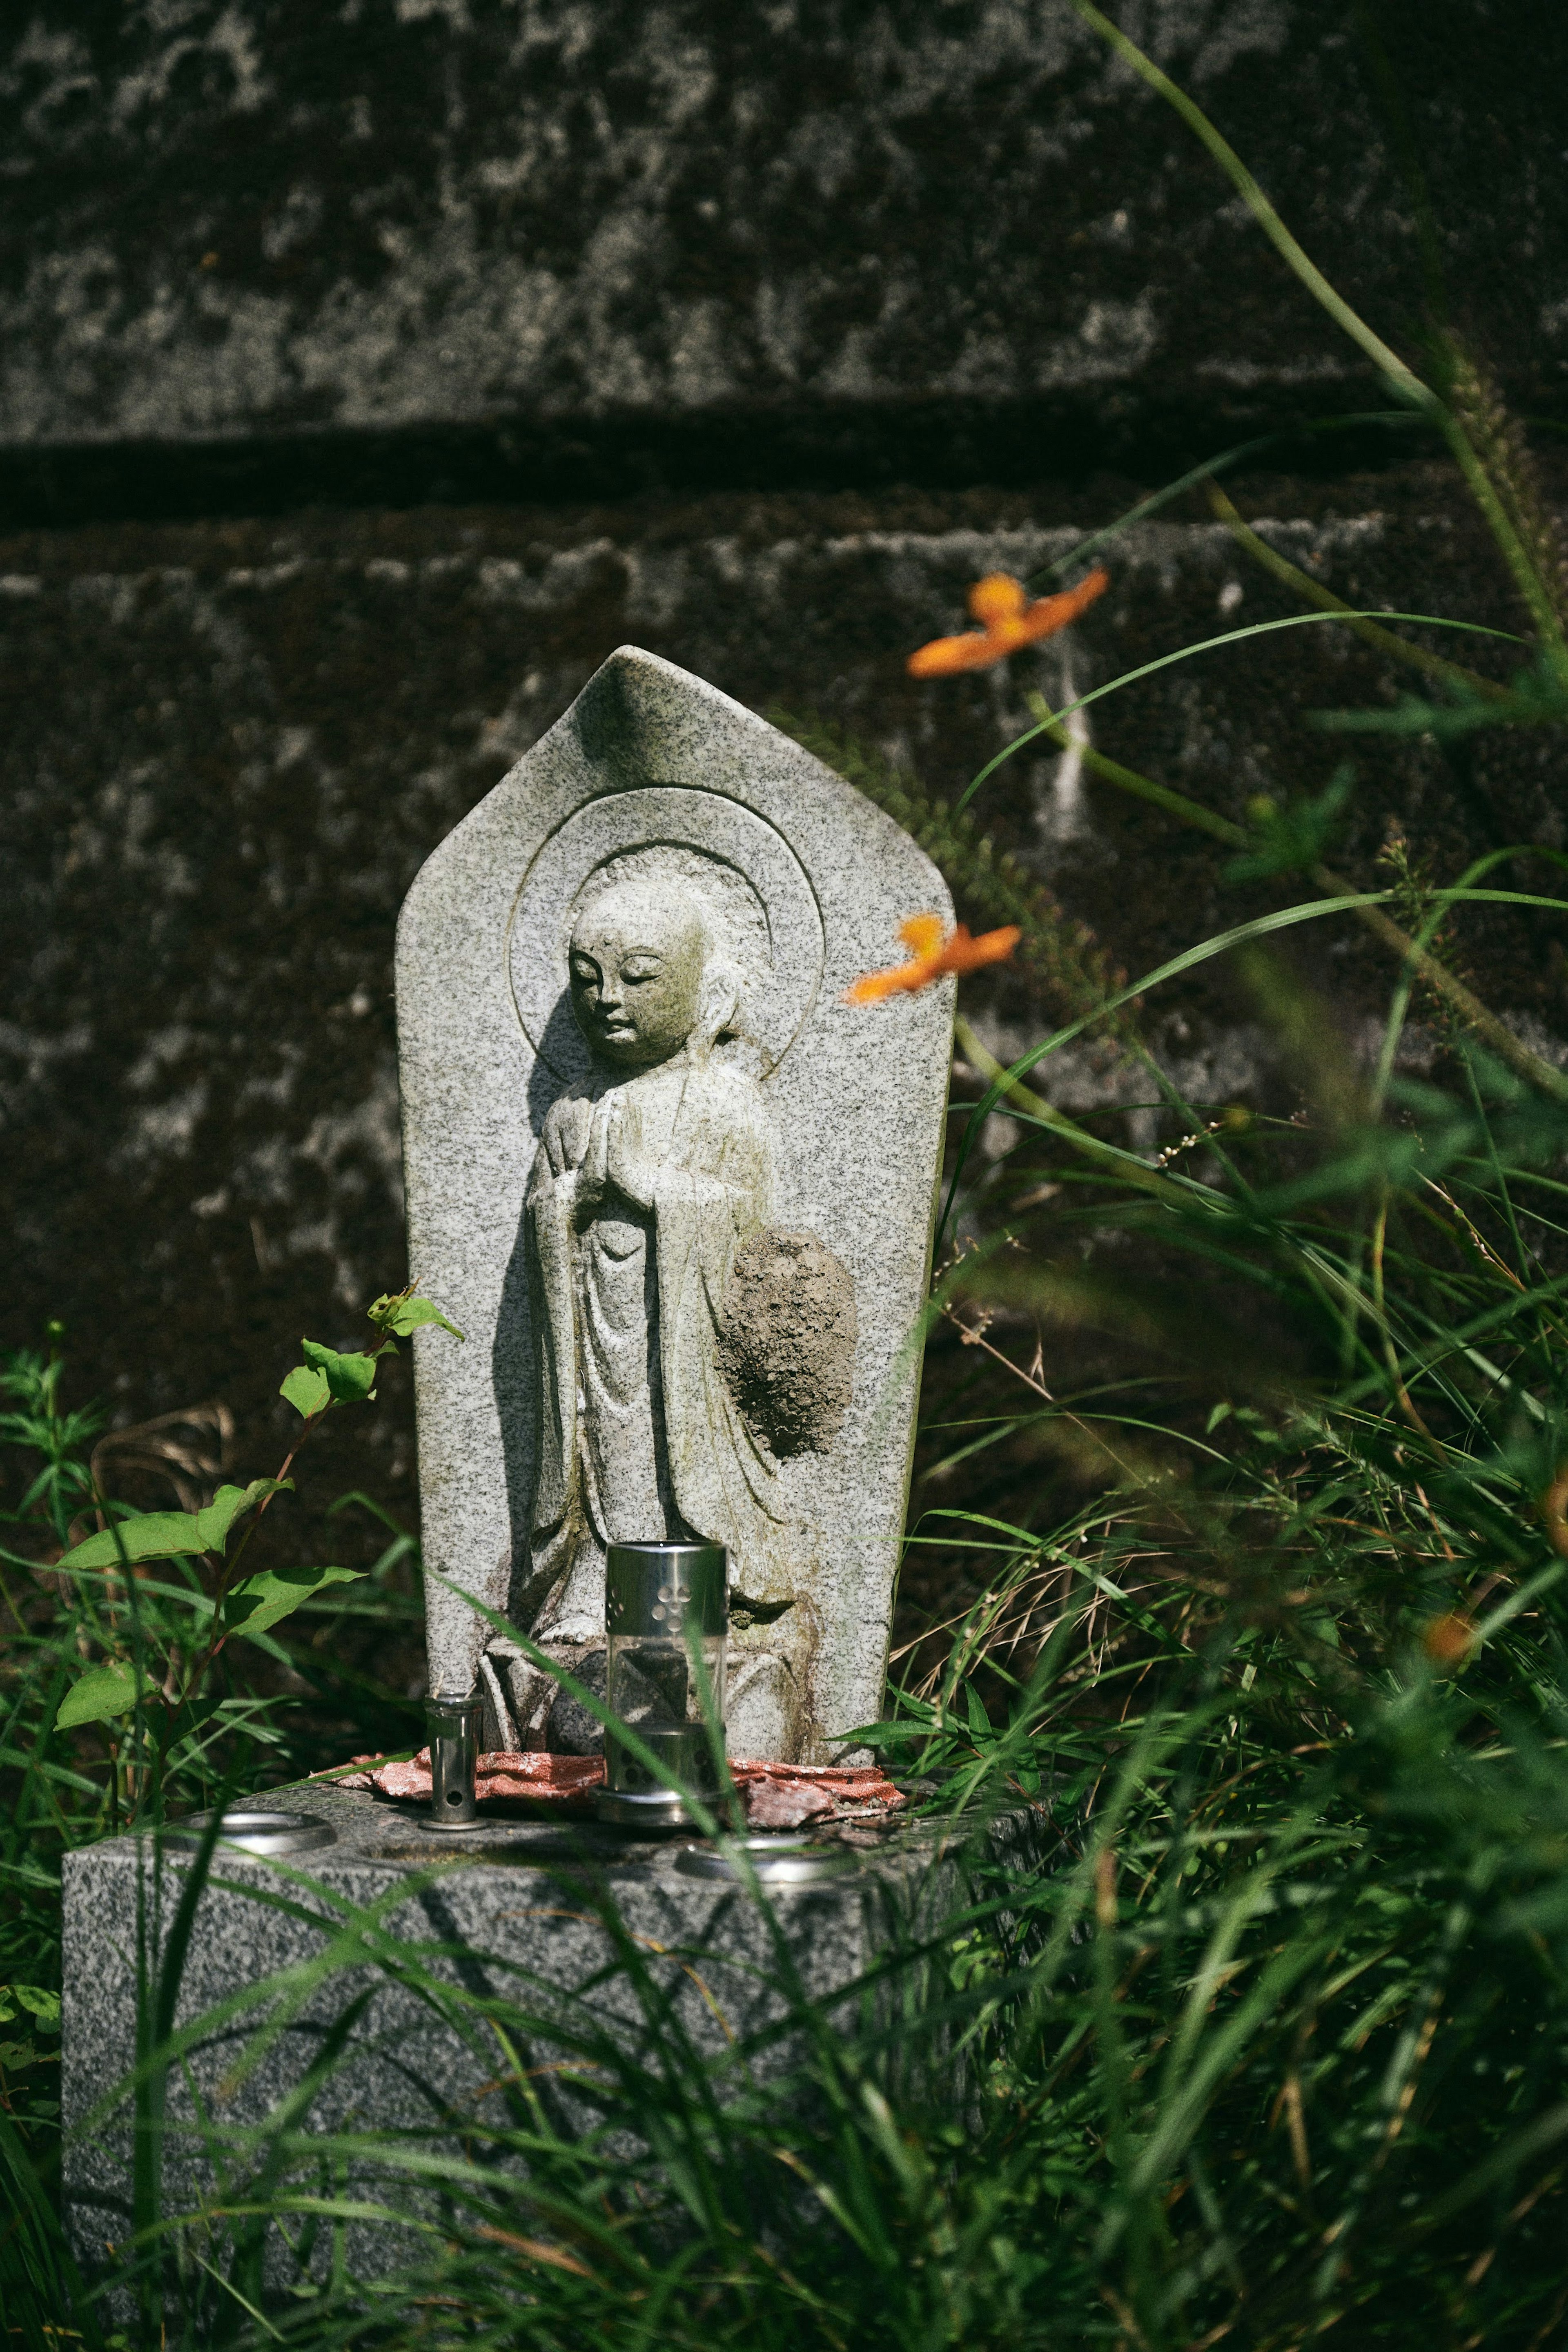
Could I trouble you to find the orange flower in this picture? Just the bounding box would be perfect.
[907,566,1109,677]
[1421,1612,1477,1670]
[846,913,1021,1004]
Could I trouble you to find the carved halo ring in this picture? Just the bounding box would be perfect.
[508,785,825,1086]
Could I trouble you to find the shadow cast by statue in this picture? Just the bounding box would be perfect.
[490,988,575,1644]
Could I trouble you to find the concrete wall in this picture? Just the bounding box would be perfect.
[3,2,1564,486]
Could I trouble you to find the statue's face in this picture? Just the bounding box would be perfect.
[568,885,708,1069]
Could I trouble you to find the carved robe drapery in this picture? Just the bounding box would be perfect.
[523,1050,792,1646]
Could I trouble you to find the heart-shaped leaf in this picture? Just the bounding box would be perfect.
[11,1987,60,2030]
[221,1563,368,1644]
[300,1339,380,1405]
[196,1479,292,1551]
[56,1480,292,1575]
[367,1290,466,1342]
[56,1659,155,1729]
[280,1363,332,1419]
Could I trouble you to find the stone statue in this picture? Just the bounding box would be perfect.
[396,648,953,1763]
[510,871,797,1741]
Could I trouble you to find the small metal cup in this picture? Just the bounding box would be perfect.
[425,1689,486,1830]
[596,1541,727,1830]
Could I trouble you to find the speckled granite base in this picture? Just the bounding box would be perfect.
[61,1778,1042,2287]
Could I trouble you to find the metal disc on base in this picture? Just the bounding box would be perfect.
[161,1810,336,1858]
[675,1835,857,1888]
[593,1787,710,1835]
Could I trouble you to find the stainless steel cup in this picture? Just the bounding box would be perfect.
[425,1689,486,1830]
[595,1541,727,1830]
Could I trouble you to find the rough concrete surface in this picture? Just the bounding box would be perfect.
[1,2,1564,459]
[2,469,1565,1568]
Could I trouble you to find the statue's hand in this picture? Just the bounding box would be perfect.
[532,1093,596,1213]
[574,1095,612,1213]
[547,1092,593,1171]
[528,1162,579,1218]
[604,1096,657,1211]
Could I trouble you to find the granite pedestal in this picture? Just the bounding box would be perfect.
[61,1779,1039,2289]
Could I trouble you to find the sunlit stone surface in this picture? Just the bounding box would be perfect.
[396,647,952,1759]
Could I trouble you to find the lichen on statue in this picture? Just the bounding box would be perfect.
[490,874,802,1754]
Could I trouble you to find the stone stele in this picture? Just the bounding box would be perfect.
[396,646,952,1762]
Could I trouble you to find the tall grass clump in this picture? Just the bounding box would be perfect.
[7,7,1568,2345]
[14,1050,1568,2349]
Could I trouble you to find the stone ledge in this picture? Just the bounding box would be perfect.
[61,1780,1044,2285]
[3,3,1561,446]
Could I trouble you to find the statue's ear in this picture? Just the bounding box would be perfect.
[697,954,744,1044]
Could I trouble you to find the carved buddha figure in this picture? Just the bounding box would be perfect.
[511,877,796,1739]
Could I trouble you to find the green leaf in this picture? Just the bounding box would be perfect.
[280,1363,332,1418]
[1223,765,1353,883]
[196,1478,291,1552]
[300,1338,381,1405]
[56,1660,156,1730]
[56,1479,292,1575]
[221,1563,368,1644]
[10,1987,60,2031]
[56,1511,208,1574]
[367,1289,466,1343]
[1310,661,1568,741]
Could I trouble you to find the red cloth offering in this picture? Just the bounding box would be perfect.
[325,1750,905,1830]
[733,1761,903,1829]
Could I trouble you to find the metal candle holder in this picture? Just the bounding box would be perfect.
[594,1541,728,1832]
[424,1689,486,1830]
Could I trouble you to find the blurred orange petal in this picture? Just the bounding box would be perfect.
[846,919,1020,1004]
[1015,566,1110,645]
[968,572,1029,627]
[906,630,1004,678]
[844,962,931,1004]
[907,565,1109,678]
[939,923,1021,975]
[899,913,946,957]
